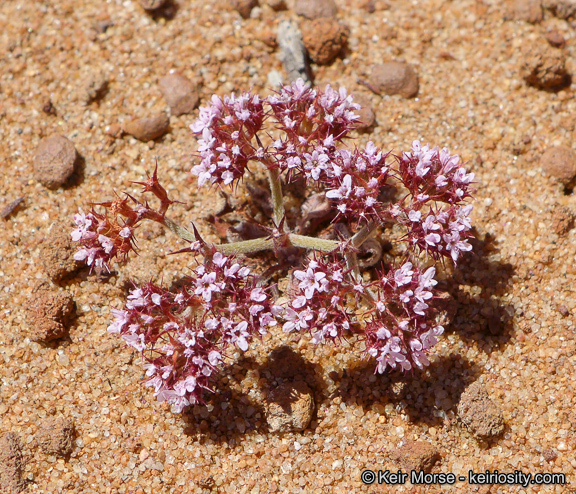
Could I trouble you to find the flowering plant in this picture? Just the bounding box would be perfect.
[72,79,474,413]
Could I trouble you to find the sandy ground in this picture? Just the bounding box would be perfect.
[1,0,576,492]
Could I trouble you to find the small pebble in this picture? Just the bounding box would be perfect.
[33,135,78,189]
[361,0,391,12]
[0,197,25,220]
[265,381,315,433]
[511,134,532,155]
[543,0,576,19]
[26,289,74,342]
[391,440,439,473]
[301,18,348,65]
[232,0,258,19]
[294,0,337,19]
[545,29,566,48]
[277,21,312,84]
[540,145,576,190]
[542,448,558,461]
[41,99,56,116]
[34,417,76,457]
[511,0,543,23]
[457,381,505,439]
[265,0,286,11]
[0,432,26,494]
[158,73,199,116]
[367,62,419,98]
[80,71,109,105]
[551,205,575,234]
[93,17,113,34]
[521,45,569,89]
[138,0,167,10]
[557,304,570,317]
[105,122,123,139]
[258,28,278,49]
[123,113,169,142]
[351,92,376,132]
[40,223,81,281]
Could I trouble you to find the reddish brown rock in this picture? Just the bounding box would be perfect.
[158,73,199,116]
[33,135,78,189]
[232,0,258,18]
[391,440,439,472]
[265,381,314,432]
[511,0,543,23]
[368,62,419,98]
[294,0,337,19]
[26,289,74,342]
[458,381,505,439]
[302,18,348,65]
[521,45,569,89]
[540,145,576,189]
[40,224,81,281]
[545,29,566,48]
[0,433,26,494]
[35,416,75,457]
[123,113,169,141]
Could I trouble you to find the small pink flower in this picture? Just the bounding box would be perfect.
[250,287,267,302]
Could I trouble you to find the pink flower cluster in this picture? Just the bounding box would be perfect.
[107,251,279,413]
[363,261,445,372]
[398,204,474,261]
[190,79,361,189]
[323,143,390,224]
[397,141,474,204]
[282,258,355,344]
[71,209,137,271]
[71,168,174,271]
[191,93,265,187]
[71,80,477,412]
[284,257,446,373]
[381,140,475,262]
[267,80,360,160]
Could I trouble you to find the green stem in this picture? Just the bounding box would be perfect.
[162,215,341,255]
[267,167,286,230]
[215,238,274,255]
[351,221,378,248]
[345,251,361,281]
[346,223,379,305]
[163,216,275,254]
[288,234,339,252]
[346,249,377,306]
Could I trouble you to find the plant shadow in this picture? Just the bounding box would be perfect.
[334,352,482,428]
[180,345,326,443]
[445,228,516,351]
[332,226,514,426]
[63,154,86,189]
